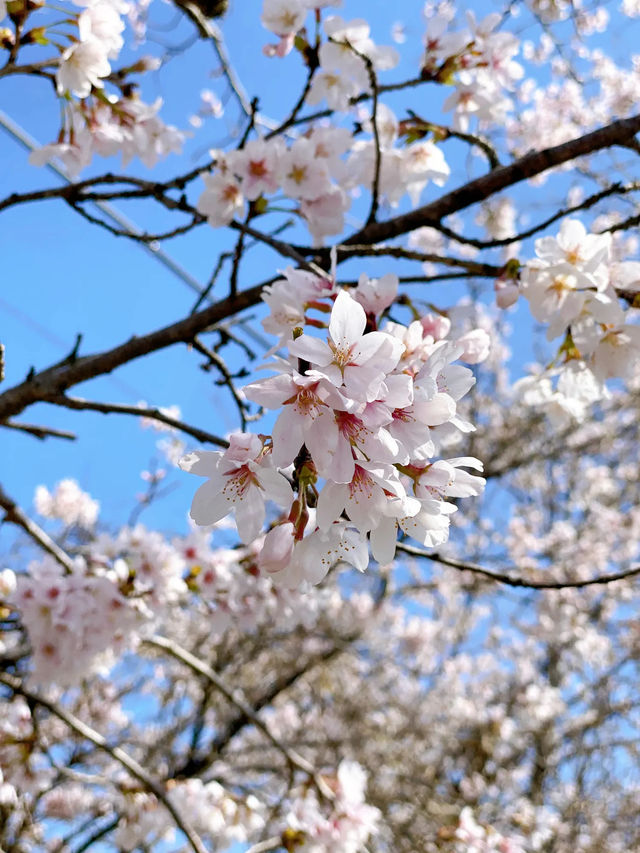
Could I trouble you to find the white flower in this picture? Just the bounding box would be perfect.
[179,434,294,544]
[34,480,99,527]
[78,1,125,58]
[288,289,405,403]
[235,138,283,200]
[534,219,610,274]
[261,0,307,35]
[400,141,450,204]
[197,171,245,227]
[280,138,332,200]
[353,272,398,317]
[265,522,369,588]
[29,139,93,178]
[300,186,348,243]
[306,71,359,111]
[56,38,111,98]
[456,328,491,363]
[316,460,419,534]
[0,569,16,599]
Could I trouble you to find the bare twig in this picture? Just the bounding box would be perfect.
[48,394,229,448]
[230,220,327,275]
[190,251,232,314]
[341,40,382,225]
[334,244,501,276]
[1,421,76,441]
[69,201,204,243]
[0,484,75,574]
[396,542,640,590]
[191,338,250,430]
[176,2,254,119]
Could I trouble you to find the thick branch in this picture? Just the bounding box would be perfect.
[0,281,268,424]
[342,113,640,247]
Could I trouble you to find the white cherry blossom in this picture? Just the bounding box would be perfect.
[179,434,293,543]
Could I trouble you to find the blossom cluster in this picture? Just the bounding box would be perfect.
[7,481,374,685]
[515,219,640,421]
[29,92,184,179]
[115,781,265,850]
[55,0,127,99]
[12,0,184,176]
[282,760,380,852]
[181,268,486,589]
[422,9,523,132]
[9,556,145,684]
[34,478,99,528]
[197,116,450,242]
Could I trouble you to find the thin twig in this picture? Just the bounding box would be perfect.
[2,420,76,441]
[0,484,75,574]
[48,395,229,448]
[147,634,334,799]
[177,2,254,119]
[0,278,269,424]
[0,672,208,853]
[334,244,501,276]
[396,542,640,590]
[190,251,232,314]
[403,112,500,170]
[191,338,249,430]
[341,40,382,225]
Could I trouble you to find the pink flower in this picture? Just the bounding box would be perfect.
[235,139,283,200]
[197,172,245,227]
[289,289,405,403]
[179,434,293,544]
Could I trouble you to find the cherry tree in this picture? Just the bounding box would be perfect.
[2,0,640,850]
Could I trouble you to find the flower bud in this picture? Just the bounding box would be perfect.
[420,312,451,340]
[0,28,16,49]
[259,523,295,574]
[494,277,519,309]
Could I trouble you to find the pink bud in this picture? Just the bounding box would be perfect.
[259,523,295,574]
[494,278,519,309]
[420,313,451,340]
[263,34,295,57]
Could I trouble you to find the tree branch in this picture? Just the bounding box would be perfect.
[1,420,76,441]
[396,542,640,590]
[342,113,640,247]
[0,279,271,424]
[48,394,229,448]
[0,484,75,574]
[147,634,334,798]
[0,672,208,853]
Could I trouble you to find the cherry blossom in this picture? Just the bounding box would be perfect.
[179,433,294,543]
[56,38,111,98]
